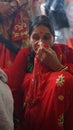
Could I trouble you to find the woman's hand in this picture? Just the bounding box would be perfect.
[36,47,64,71]
[0,1,17,19]
[16,0,28,7]
[0,2,11,15]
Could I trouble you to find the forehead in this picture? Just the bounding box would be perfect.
[32,25,51,34]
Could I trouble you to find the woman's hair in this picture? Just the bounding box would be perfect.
[29,15,55,36]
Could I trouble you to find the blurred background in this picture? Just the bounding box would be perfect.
[30,0,73,48]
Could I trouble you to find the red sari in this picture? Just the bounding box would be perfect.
[22,44,73,130]
[0,43,16,68]
[4,44,73,130]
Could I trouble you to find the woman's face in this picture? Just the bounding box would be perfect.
[30,25,54,52]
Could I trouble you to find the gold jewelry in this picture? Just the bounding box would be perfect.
[61,66,68,71]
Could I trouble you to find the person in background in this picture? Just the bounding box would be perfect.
[0,0,30,68]
[39,0,46,15]
[45,0,70,44]
[3,15,73,130]
[0,1,29,130]
[28,0,41,19]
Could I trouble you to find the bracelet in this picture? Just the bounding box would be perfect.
[56,65,69,72]
[15,0,20,7]
[61,66,68,71]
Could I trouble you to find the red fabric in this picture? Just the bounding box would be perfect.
[4,47,30,130]
[0,43,16,69]
[67,38,73,49]
[23,71,73,130]
[12,10,29,41]
[22,44,73,130]
[4,47,30,109]
[4,44,73,130]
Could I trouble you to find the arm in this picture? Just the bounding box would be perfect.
[36,44,73,74]
[60,44,73,75]
[0,0,18,19]
[0,0,28,19]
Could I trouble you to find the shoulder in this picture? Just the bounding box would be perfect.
[17,47,31,56]
[54,43,71,50]
[54,43,67,47]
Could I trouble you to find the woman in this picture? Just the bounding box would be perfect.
[3,15,73,130]
[0,0,29,68]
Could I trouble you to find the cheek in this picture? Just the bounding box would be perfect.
[29,37,33,45]
[48,37,54,47]
[30,37,36,45]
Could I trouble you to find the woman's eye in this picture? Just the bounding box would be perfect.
[43,35,51,41]
[32,35,39,40]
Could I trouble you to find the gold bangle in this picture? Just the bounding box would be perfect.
[61,66,68,71]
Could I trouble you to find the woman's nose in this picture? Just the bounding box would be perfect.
[38,38,45,44]
[40,38,44,42]
[38,40,42,47]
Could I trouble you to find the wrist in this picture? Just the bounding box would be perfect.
[57,65,68,71]
[10,0,19,8]
[15,0,28,7]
